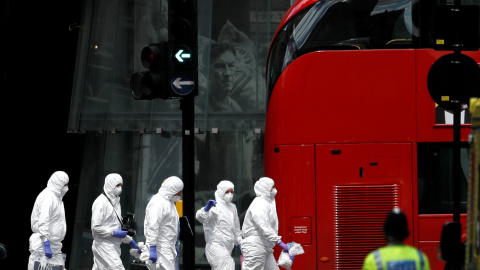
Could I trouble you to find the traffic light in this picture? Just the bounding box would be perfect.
[130,42,169,100]
[130,0,198,100]
[168,0,198,98]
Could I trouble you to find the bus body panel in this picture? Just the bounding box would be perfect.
[418,214,468,269]
[265,50,417,147]
[314,143,413,269]
[264,49,478,150]
[265,144,317,270]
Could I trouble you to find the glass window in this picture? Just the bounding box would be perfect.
[68,0,289,269]
[418,142,469,214]
[267,0,415,98]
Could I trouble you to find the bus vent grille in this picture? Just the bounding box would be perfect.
[333,185,399,269]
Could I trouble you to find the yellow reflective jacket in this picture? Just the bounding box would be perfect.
[362,244,431,270]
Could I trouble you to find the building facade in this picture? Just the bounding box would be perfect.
[67,0,293,268]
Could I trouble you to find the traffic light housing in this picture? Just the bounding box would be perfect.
[168,0,198,98]
[130,0,198,100]
[130,42,170,100]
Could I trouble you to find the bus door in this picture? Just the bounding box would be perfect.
[315,143,413,269]
[267,144,317,270]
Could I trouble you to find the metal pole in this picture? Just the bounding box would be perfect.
[451,103,461,269]
[451,4,462,264]
[453,105,461,223]
[181,97,195,269]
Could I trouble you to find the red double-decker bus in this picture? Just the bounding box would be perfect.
[264,0,479,269]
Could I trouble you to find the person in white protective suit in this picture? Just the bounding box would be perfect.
[144,176,184,270]
[195,180,242,269]
[91,173,141,270]
[28,171,70,270]
[240,177,290,270]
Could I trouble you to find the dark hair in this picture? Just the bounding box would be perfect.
[210,42,236,63]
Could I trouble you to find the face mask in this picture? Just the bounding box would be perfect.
[271,188,277,197]
[173,195,181,202]
[224,193,233,203]
[61,186,69,197]
[114,186,122,196]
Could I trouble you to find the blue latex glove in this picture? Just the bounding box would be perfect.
[175,245,180,258]
[277,240,289,253]
[204,199,217,211]
[150,245,157,263]
[238,243,241,249]
[290,254,296,261]
[43,240,52,258]
[130,240,141,254]
[113,227,128,238]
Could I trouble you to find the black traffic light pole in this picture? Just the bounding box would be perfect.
[428,1,480,222]
[451,1,461,266]
[452,0,461,226]
[130,1,198,267]
[171,1,197,267]
[427,3,480,268]
[181,96,195,269]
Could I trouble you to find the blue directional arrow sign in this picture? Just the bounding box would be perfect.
[171,72,195,96]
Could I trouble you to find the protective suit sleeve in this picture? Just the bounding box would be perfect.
[144,201,163,246]
[195,207,212,224]
[233,207,242,245]
[91,197,116,238]
[37,195,55,241]
[122,235,133,244]
[250,203,281,243]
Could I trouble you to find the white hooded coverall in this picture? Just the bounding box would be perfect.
[91,173,132,270]
[196,180,242,270]
[144,176,184,270]
[28,171,69,270]
[241,177,281,270]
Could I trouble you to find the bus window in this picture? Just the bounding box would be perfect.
[267,0,416,103]
[418,142,469,214]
